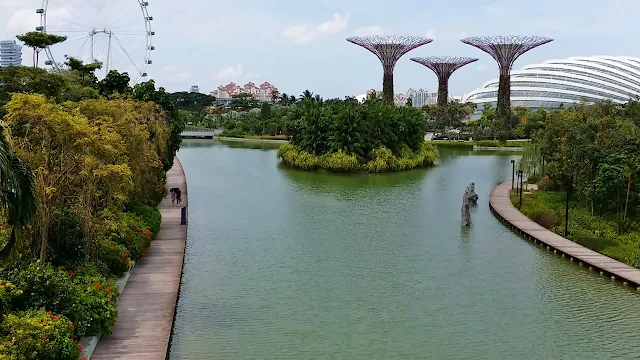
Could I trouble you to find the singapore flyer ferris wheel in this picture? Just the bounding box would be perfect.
[36,0,155,84]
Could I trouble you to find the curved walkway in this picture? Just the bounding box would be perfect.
[489,181,640,292]
[92,157,188,359]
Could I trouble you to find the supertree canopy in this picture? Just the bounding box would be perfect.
[461,35,553,134]
[346,35,433,103]
[410,56,478,117]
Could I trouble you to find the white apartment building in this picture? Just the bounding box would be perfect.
[190,85,200,93]
[0,40,22,67]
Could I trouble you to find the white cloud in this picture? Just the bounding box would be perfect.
[425,29,436,39]
[353,26,384,36]
[7,7,71,35]
[0,0,24,8]
[162,66,190,82]
[214,64,245,81]
[282,25,317,45]
[477,65,488,72]
[282,13,349,46]
[317,13,349,35]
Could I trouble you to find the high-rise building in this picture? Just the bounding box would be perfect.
[0,40,22,67]
[189,85,200,93]
[357,88,462,108]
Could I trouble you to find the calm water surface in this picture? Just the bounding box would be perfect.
[169,140,640,360]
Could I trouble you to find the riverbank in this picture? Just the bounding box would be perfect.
[427,140,526,151]
[490,181,640,291]
[218,136,289,144]
[91,157,188,359]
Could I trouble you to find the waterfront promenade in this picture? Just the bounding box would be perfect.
[490,181,640,290]
[92,157,188,359]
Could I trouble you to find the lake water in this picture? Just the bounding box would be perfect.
[169,140,640,359]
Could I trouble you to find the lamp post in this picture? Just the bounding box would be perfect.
[511,159,515,189]
[564,175,573,237]
[518,170,524,209]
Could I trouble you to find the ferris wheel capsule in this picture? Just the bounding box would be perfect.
[38,0,154,85]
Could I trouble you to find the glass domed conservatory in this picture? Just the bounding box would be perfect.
[462,56,640,110]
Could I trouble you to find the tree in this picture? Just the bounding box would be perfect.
[171,91,215,113]
[230,93,259,111]
[270,89,280,103]
[0,125,36,259]
[300,90,314,101]
[16,32,67,68]
[65,57,102,86]
[98,70,131,96]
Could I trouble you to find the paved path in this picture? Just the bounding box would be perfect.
[92,157,188,359]
[490,181,640,291]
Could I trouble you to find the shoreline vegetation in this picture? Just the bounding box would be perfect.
[277,142,438,173]
[513,101,640,269]
[0,61,184,359]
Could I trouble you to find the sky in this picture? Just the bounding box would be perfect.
[1,0,640,98]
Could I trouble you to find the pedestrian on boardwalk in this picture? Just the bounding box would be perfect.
[170,189,176,205]
[176,188,182,205]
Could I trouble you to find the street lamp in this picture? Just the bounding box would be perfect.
[518,170,524,209]
[511,159,515,189]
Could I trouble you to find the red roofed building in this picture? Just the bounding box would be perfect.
[211,81,279,102]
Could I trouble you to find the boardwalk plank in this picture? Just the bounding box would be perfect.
[91,157,187,360]
[489,181,640,288]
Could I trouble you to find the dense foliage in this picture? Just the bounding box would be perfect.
[516,101,640,267]
[0,60,177,358]
[277,97,436,172]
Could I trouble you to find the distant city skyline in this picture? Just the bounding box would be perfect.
[358,88,462,107]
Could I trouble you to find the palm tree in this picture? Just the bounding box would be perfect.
[301,90,314,101]
[270,89,280,104]
[289,95,297,104]
[0,127,36,259]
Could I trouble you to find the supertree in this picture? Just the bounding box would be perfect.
[461,35,553,134]
[410,56,478,118]
[346,35,433,103]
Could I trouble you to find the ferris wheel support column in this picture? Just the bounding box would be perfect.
[90,31,94,62]
[106,31,112,73]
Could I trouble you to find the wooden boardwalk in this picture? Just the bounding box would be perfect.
[92,157,188,359]
[490,181,640,292]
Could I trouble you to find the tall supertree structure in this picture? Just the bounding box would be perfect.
[410,56,478,117]
[460,35,553,130]
[346,35,433,103]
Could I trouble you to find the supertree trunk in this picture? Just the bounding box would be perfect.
[347,35,433,105]
[496,71,511,125]
[461,35,553,139]
[437,80,448,119]
[411,56,479,123]
[383,72,394,103]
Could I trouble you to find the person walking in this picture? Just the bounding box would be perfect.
[170,189,176,205]
[176,188,182,205]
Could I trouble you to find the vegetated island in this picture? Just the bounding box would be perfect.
[514,101,640,268]
[276,97,438,173]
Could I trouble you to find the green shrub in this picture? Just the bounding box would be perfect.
[531,209,561,229]
[570,234,618,252]
[537,176,552,190]
[71,269,119,336]
[0,280,22,315]
[127,200,161,237]
[4,261,119,338]
[322,151,359,172]
[98,239,132,277]
[364,147,400,173]
[0,309,79,360]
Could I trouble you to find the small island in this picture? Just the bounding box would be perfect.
[277,96,438,173]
